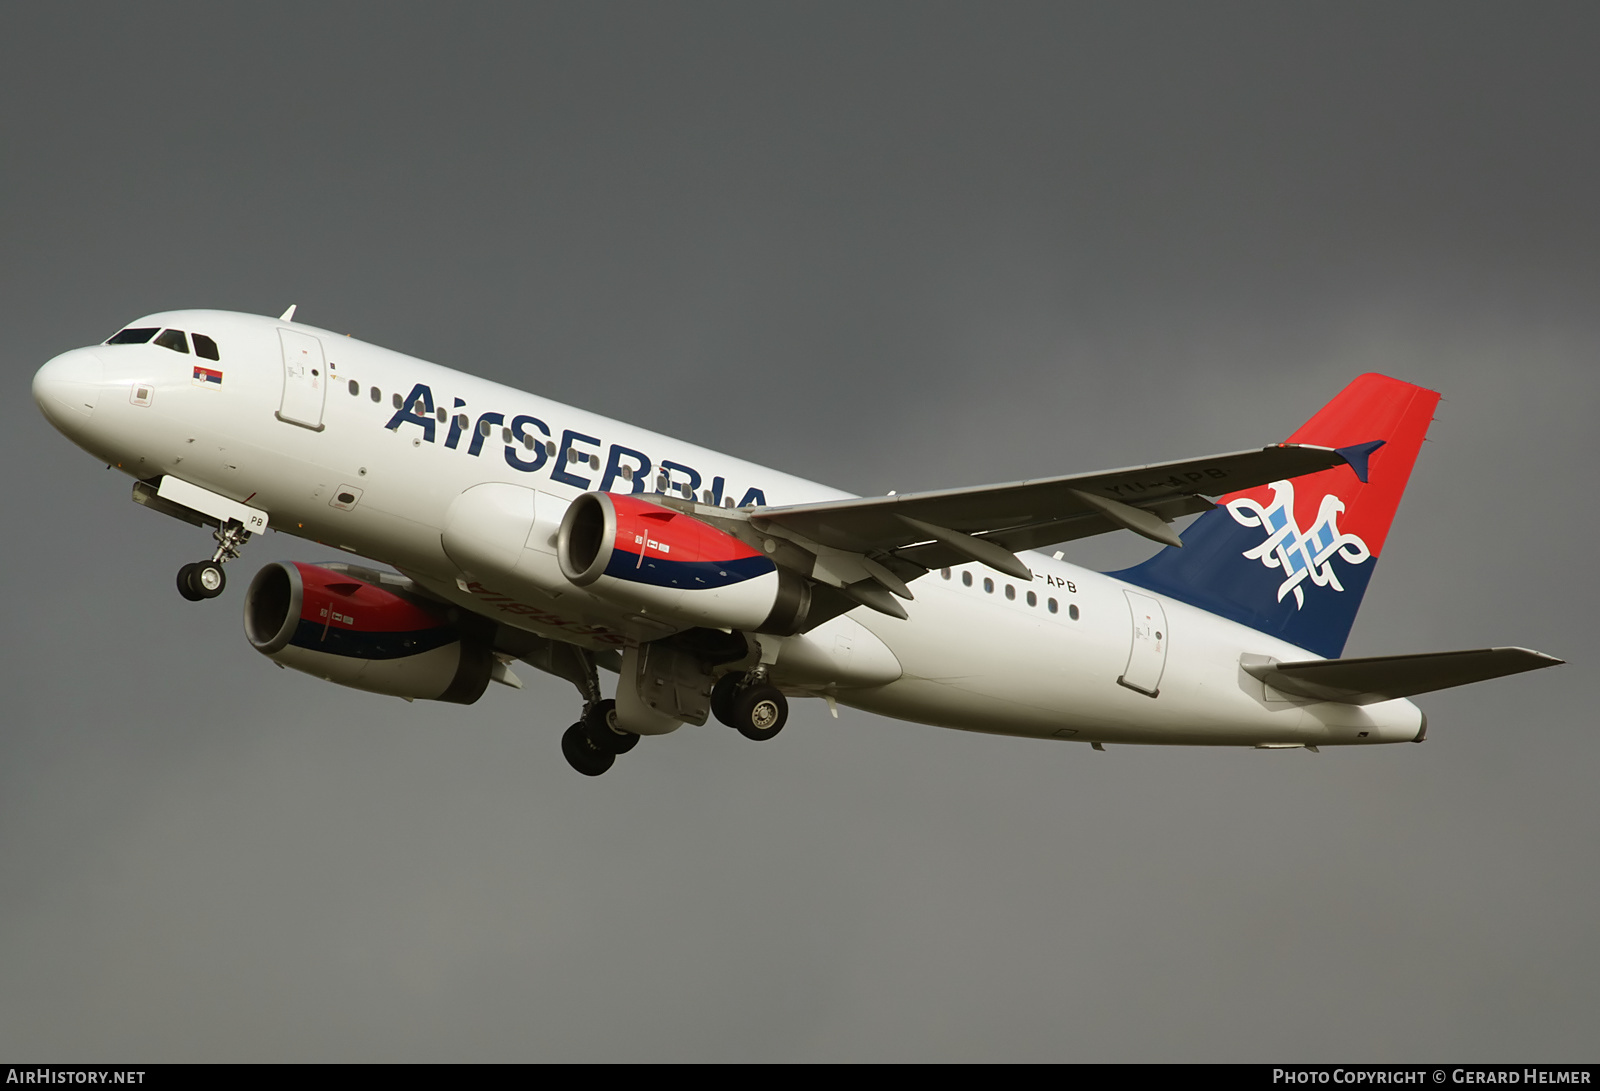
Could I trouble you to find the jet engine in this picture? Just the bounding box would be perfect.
[558,492,808,634]
[243,561,492,703]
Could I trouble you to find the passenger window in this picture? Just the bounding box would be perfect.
[1005,584,1015,600]
[1026,590,1036,606]
[106,327,158,345]
[192,333,220,360]
[393,392,403,409]
[479,419,491,436]
[153,329,189,354]
[962,571,972,587]
[983,578,994,593]
[523,433,536,450]
[456,414,469,430]
[348,380,360,396]
[941,568,951,580]
[371,387,381,403]
[1069,604,1081,621]
[502,426,512,443]
[436,407,447,423]
[545,440,557,457]
[1048,598,1058,614]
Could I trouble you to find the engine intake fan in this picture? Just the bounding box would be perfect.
[558,492,807,634]
[244,561,491,703]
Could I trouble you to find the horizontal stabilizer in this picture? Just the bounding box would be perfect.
[1244,647,1563,705]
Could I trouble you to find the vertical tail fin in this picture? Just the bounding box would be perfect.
[1112,373,1440,658]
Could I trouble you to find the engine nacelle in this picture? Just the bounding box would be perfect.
[558,492,807,634]
[244,562,492,703]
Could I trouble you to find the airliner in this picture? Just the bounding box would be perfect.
[31,308,1561,775]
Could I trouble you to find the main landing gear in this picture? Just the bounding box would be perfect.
[176,519,252,602]
[533,643,643,778]
[561,698,640,777]
[547,645,788,778]
[711,672,789,741]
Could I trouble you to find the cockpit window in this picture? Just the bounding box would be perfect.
[192,333,220,361]
[106,327,158,345]
[153,329,190,354]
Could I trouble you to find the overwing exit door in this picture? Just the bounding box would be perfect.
[276,328,327,432]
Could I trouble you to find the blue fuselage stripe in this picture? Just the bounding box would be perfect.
[289,620,458,660]
[603,551,774,590]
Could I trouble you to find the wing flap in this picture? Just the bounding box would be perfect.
[1244,647,1564,705]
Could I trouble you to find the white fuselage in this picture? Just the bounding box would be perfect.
[34,310,1425,747]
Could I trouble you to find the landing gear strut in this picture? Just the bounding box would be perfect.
[176,519,252,601]
[712,672,789,741]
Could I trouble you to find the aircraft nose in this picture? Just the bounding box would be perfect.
[33,348,104,428]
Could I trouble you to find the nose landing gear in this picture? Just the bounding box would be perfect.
[176,519,252,601]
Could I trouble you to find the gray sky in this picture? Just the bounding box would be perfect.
[2,2,1594,1061]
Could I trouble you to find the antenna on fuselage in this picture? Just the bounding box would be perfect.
[278,304,297,322]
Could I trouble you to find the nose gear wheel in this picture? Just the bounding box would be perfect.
[175,519,252,601]
[177,560,227,600]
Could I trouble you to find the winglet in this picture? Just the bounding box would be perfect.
[279,304,297,322]
[1336,439,1387,484]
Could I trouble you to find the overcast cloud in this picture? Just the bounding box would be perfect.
[1,3,1594,1061]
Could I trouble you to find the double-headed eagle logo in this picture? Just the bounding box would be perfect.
[1226,481,1372,609]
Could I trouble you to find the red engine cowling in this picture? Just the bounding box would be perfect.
[244,562,492,703]
[557,492,807,634]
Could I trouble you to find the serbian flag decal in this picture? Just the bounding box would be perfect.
[193,365,223,387]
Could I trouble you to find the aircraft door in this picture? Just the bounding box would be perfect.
[1118,590,1168,697]
[276,328,327,432]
